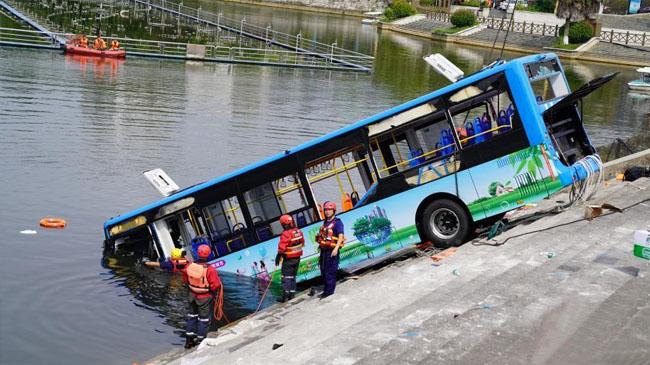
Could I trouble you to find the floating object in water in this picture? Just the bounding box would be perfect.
[627,67,650,92]
[64,44,126,59]
[39,217,67,229]
[452,268,460,276]
[20,230,37,235]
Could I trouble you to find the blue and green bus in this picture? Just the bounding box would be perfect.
[103,53,613,283]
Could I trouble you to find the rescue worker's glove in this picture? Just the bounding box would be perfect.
[275,252,282,266]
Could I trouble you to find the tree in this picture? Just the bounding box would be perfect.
[555,0,600,45]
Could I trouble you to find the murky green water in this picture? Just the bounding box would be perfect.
[1,1,648,364]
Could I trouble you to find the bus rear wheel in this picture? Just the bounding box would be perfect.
[421,199,471,249]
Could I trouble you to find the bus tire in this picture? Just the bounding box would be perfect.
[421,199,471,249]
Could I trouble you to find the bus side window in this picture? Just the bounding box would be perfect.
[202,196,247,257]
[305,145,373,213]
[243,173,316,241]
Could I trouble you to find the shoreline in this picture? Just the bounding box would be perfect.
[379,22,649,68]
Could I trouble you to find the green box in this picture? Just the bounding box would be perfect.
[633,230,650,261]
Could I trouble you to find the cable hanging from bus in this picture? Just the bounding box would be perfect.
[103,53,614,284]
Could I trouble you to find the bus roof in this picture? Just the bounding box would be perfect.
[104,53,555,231]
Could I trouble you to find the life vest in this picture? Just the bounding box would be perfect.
[110,40,119,50]
[80,37,88,48]
[187,262,210,294]
[317,218,344,249]
[284,228,304,259]
[170,258,188,273]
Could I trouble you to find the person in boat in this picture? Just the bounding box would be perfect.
[143,248,188,273]
[79,34,89,48]
[109,39,120,51]
[316,201,344,298]
[183,244,221,349]
[275,214,305,302]
[93,35,107,50]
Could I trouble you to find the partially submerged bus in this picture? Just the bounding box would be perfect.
[104,53,614,283]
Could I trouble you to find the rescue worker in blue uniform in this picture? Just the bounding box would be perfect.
[144,248,188,273]
[275,214,305,302]
[316,201,344,298]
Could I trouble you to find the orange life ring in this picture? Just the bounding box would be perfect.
[40,217,67,229]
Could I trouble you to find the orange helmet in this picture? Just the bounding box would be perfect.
[197,244,212,259]
[279,214,293,227]
[323,201,336,211]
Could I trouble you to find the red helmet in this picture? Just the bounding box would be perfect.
[323,201,336,211]
[279,214,293,226]
[197,244,212,259]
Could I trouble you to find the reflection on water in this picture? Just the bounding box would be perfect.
[0,2,648,364]
[101,256,282,334]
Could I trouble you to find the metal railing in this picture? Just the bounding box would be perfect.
[0,26,58,47]
[130,0,373,70]
[0,27,371,71]
[599,29,648,47]
[422,12,648,47]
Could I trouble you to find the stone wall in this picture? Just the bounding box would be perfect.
[224,0,388,14]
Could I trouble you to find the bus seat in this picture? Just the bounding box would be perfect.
[473,117,485,144]
[464,122,475,146]
[295,212,307,228]
[350,191,360,206]
[256,225,273,241]
[497,110,511,133]
[191,236,215,261]
[213,239,229,257]
[482,113,493,139]
[439,129,455,156]
[408,148,425,167]
[227,237,245,253]
[354,182,377,208]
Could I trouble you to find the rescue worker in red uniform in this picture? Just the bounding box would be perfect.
[182,244,221,349]
[316,201,345,298]
[144,248,188,273]
[275,214,304,302]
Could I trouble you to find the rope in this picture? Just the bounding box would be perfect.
[254,278,273,314]
[474,197,650,247]
[213,285,229,323]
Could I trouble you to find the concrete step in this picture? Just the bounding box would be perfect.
[350,213,623,364]
[310,203,605,364]
[448,208,648,364]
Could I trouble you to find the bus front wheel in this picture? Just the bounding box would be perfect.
[421,199,471,249]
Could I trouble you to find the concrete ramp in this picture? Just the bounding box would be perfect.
[151,178,650,364]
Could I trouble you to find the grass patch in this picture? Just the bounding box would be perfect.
[550,39,582,50]
[434,24,475,35]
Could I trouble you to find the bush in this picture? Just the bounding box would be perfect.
[390,0,417,19]
[419,0,435,6]
[530,0,555,13]
[568,21,593,44]
[462,0,481,6]
[450,9,477,27]
[383,7,395,20]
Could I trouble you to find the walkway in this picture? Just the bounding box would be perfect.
[149,177,650,364]
[0,0,66,45]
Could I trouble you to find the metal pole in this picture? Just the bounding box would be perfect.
[239,17,245,48]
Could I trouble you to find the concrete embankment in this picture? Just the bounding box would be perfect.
[150,173,650,363]
[220,0,387,16]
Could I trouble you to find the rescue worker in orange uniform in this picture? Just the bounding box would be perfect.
[316,201,344,298]
[144,248,188,273]
[93,35,107,50]
[109,39,120,50]
[182,244,221,349]
[275,214,304,302]
[79,34,89,48]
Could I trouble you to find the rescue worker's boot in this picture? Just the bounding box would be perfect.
[184,336,196,349]
[277,291,289,303]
